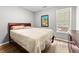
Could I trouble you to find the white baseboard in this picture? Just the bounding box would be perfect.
[0,41,9,46]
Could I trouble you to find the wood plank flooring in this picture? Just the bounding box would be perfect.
[0,43,22,53]
[0,40,69,53]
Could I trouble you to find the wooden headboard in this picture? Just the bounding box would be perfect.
[8,23,31,41]
[8,23,31,30]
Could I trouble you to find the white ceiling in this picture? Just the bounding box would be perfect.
[21,6,74,12]
[21,6,53,12]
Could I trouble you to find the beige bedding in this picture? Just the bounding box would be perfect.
[10,28,54,53]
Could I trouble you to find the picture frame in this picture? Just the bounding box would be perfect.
[41,15,49,27]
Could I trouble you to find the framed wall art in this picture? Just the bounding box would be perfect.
[41,15,49,27]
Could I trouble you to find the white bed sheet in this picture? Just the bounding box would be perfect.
[10,28,54,53]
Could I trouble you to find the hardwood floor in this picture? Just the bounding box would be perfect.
[0,43,28,53]
[0,40,69,53]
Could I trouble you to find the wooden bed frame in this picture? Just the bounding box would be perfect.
[8,23,54,53]
[8,23,31,43]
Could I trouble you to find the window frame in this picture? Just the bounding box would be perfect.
[56,8,72,33]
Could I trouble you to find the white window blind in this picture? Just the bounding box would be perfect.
[56,8,71,32]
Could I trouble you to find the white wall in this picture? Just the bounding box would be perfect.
[35,6,76,40]
[35,8,56,31]
[0,7,34,43]
[0,6,76,44]
[76,6,79,30]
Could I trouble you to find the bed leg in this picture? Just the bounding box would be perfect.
[9,39,12,44]
[52,36,55,43]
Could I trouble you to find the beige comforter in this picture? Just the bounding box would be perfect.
[10,28,54,53]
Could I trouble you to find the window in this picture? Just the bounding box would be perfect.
[56,8,71,32]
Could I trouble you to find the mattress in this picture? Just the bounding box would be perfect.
[10,28,54,53]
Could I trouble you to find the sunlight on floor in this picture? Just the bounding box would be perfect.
[47,40,69,53]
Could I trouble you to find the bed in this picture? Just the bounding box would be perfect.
[8,23,54,53]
